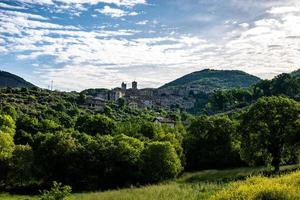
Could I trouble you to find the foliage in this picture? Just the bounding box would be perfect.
[240,96,300,172]
[33,131,78,186]
[185,115,243,170]
[75,114,116,136]
[207,88,253,113]
[141,142,182,182]
[8,145,34,186]
[0,70,300,195]
[40,182,71,200]
[0,132,15,161]
[207,71,300,114]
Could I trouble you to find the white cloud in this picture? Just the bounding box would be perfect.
[95,6,138,18]
[15,0,146,7]
[1,0,300,90]
[268,6,300,14]
[239,23,250,28]
[1,10,48,20]
[0,2,25,10]
[136,20,149,25]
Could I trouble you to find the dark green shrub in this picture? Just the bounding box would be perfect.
[40,181,71,200]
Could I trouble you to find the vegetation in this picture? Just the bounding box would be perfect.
[40,182,71,200]
[1,166,299,200]
[184,115,243,170]
[0,70,299,199]
[240,96,300,172]
[160,69,261,89]
[207,70,300,113]
[212,170,300,200]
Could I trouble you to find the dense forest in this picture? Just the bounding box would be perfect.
[0,71,299,196]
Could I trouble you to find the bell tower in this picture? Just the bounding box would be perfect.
[121,82,127,91]
[132,81,137,90]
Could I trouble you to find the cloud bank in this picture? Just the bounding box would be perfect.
[0,0,299,91]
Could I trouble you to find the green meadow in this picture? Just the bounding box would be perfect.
[1,165,299,200]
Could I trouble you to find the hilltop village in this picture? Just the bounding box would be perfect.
[86,81,197,112]
[83,70,262,114]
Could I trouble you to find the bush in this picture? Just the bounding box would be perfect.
[40,181,71,200]
[211,171,300,200]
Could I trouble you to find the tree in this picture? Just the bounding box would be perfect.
[1,105,17,120]
[75,114,116,136]
[8,145,34,186]
[140,121,157,139]
[109,134,144,186]
[141,142,181,183]
[0,114,16,136]
[0,114,16,183]
[0,114,16,159]
[240,96,300,173]
[185,115,241,170]
[33,131,78,184]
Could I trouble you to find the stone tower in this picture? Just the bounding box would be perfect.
[132,81,137,90]
[121,82,127,91]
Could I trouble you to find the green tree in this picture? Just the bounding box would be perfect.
[75,114,116,136]
[1,105,17,120]
[109,134,144,185]
[240,96,300,173]
[0,114,16,136]
[141,142,181,183]
[33,131,78,184]
[0,114,16,183]
[185,115,241,170]
[8,145,34,186]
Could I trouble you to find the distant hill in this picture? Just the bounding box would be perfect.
[160,69,261,90]
[291,69,300,77]
[0,71,35,88]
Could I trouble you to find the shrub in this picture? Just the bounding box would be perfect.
[211,171,300,200]
[40,181,71,200]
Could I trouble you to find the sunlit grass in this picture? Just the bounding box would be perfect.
[211,170,300,200]
[71,183,224,200]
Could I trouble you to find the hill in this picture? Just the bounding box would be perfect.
[158,69,261,114]
[160,69,261,90]
[0,71,35,88]
[291,69,300,77]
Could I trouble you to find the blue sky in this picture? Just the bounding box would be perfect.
[0,0,300,91]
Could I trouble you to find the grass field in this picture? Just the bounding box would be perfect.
[1,165,299,200]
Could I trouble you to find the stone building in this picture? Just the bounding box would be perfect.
[86,96,107,111]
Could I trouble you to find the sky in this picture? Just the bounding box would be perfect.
[0,0,300,91]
